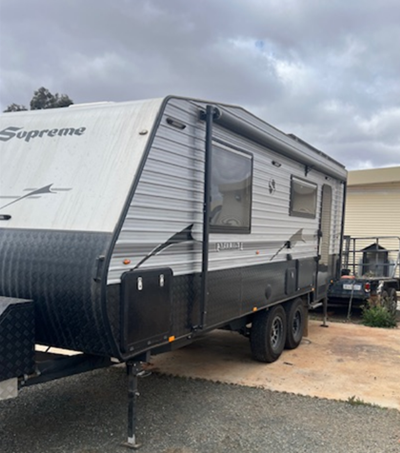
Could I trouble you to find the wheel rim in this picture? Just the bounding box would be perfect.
[270,316,284,350]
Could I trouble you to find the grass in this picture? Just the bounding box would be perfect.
[346,395,379,408]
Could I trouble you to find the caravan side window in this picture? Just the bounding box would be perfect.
[290,176,317,218]
[210,144,253,233]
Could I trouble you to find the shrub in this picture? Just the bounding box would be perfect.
[361,301,397,328]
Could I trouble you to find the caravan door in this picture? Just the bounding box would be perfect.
[316,184,332,300]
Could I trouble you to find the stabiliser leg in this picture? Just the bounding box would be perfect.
[321,297,329,328]
[122,361,142,449]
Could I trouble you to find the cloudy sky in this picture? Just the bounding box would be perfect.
[1,0,399,170]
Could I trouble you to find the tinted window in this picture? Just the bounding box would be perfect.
[210,144,252,233]
[290,176,317,218]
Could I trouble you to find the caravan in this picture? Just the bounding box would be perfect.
[0,96,347,445]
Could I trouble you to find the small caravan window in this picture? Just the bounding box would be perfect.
[290,176,317,218]
[210,144,253,233]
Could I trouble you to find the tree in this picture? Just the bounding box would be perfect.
[3,87,73,112]
[30,87,73,110]
[3,103,28,112]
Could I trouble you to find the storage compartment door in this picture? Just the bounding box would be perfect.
[120,268,172,354]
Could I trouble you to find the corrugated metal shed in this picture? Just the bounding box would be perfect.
[344,166,400,256]
[348,166,400,186]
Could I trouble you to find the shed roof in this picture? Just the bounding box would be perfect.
[348,166,400,186]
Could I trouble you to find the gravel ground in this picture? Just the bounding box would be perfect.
[1,366,399,453]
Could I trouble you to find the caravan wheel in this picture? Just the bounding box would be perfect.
[284,298,305,350]
[250,305,287,363]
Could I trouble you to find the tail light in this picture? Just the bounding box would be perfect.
[364,282,370,292]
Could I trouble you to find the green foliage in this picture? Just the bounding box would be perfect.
[346,396,379,408]
[347,395,363,405]
[4,87,73,113]
[361,301,397,328]
[30,87,73,110]
[3,103,28,112]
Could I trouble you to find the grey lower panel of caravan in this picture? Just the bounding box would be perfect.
[113,255,334,360]
[0,228,116,356]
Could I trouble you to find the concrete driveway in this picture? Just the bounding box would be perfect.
[148,320,400,410]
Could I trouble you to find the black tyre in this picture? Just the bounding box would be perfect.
[381,290,389,300]
[250,305,287,363]
[284,298,305,350]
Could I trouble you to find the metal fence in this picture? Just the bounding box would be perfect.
[342,236,400,279]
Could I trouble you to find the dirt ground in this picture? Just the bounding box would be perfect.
[147,320,400,410]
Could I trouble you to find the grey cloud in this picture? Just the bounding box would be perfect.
[0,0,399,169]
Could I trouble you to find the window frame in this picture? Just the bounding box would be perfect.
[209,142,253,234]
[289,175,318,219]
